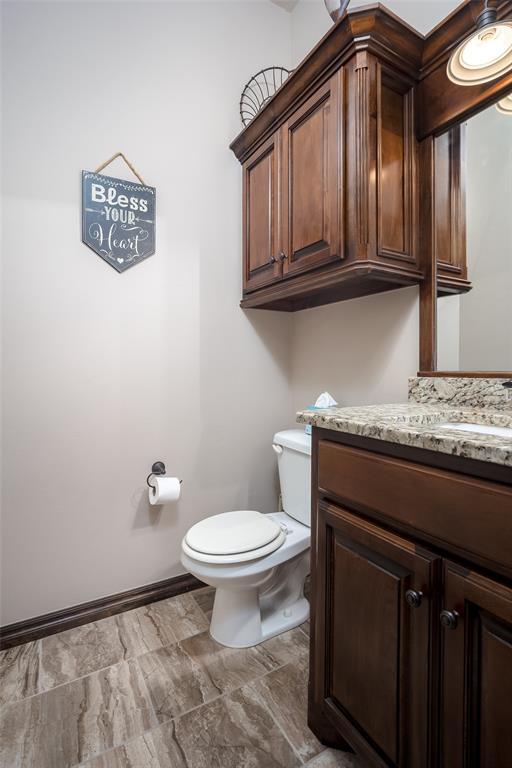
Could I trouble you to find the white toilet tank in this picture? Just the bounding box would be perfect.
[273,429,312,527]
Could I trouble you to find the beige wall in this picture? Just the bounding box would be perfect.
[290,288,420,411]
[1,0,461,625]
[1,0,295,625]
[437,295,461,371]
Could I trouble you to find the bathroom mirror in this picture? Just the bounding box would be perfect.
[436,100,512,372]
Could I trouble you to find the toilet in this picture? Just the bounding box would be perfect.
[181,429,311,648]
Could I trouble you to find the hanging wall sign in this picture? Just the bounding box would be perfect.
[82,163,156,273]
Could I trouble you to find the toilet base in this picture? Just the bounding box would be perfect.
[209,549,310,648]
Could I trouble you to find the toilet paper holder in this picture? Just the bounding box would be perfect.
[146,461,166,491]
[146,462,183,492]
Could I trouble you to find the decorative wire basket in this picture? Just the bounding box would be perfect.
[240,67,292,127]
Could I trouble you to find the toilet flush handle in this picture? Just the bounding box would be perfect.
[272,444,283,455]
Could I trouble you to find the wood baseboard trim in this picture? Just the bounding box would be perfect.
[0,573,205,651]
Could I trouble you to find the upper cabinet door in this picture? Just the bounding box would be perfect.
[281,73,342,278]
[440,561,512,768]
[375,66,418,266]
[313,501,439,768]
[434,126,468,287]
[242,134,281,293]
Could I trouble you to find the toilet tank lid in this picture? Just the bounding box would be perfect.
[273,429,311,456]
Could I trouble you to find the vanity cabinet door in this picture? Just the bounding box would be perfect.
[242,134,282,292]
[311,501,439,768]
[280,73,342,278]
[440,561,512,768]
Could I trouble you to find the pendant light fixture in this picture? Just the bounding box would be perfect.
[447,1,512,86]
[496,93,512,113]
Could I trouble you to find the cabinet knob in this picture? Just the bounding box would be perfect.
[279,250,288,262]
[269,255,277,264]
[440,609,459,630]
[405,589,423,608]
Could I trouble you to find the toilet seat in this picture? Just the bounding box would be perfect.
[183,510,286,564]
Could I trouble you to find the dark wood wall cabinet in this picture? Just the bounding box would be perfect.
[231,8,425,311]
[230,2,512,311]
[432,125,471,297]
[309,429,512,768]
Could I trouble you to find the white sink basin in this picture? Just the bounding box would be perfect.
[438,422,512,439]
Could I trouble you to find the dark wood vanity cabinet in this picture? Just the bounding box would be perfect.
[315,501,438,768]
[440,562,512,768]
[309,432,512,768]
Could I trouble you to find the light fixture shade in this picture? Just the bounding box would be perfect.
[496,93,512,113]
[324,0,350,23]
[447,20,512,85]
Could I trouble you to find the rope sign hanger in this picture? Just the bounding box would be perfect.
[94,152,147,186]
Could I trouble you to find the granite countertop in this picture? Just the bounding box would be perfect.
[296,378,512,468]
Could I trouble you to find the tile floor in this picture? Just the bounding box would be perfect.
[0,587,364,768]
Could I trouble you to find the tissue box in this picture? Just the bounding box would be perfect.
[303,393,338,435]
[304,405,322,435]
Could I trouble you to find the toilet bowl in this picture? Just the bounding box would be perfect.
[181,430,311,648]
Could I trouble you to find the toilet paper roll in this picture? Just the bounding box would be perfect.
[149,476,181,505]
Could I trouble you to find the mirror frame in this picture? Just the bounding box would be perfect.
[417,0,512,377]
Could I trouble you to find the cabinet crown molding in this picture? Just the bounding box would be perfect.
[230,4,423,164]
[230,0,512,162]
